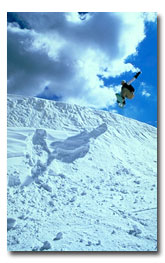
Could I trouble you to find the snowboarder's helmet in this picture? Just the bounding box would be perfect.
[121,80,126,85]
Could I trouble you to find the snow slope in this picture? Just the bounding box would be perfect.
[7,94,157,251]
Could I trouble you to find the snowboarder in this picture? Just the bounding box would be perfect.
[116,71,141,107]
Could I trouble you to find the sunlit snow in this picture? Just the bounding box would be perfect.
[7,94,157,251]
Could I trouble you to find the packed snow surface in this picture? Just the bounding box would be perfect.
[7,94,157,251]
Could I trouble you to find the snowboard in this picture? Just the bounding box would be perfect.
[115,93,125,108]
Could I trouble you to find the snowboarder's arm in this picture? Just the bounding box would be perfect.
[127,77,136,85]
[127,72,141,85]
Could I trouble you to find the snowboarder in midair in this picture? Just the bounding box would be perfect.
[116,71,141,107]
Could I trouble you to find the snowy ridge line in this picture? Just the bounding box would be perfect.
[7,93,93,110]
[7,94,157,130]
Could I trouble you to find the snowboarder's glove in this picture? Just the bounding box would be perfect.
[134,71,141,79]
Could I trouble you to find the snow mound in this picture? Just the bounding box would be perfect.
[7,94,157,251]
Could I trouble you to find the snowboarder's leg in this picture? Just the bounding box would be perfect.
[120,88,127,102]
[121,88,134,100]
[126,91,134,99]
[120,87,127,98]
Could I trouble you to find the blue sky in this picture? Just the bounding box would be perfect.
[7,12,157,126]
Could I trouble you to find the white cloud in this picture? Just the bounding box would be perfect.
[7,12,156,108]
[142,12,157,22]
[142,89,151,97]
[140,82,151,97]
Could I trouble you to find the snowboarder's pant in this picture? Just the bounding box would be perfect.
[121,88,134,99]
